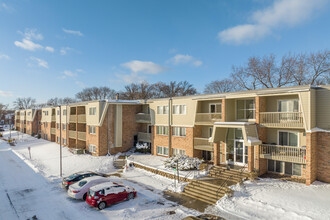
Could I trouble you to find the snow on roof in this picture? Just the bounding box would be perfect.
[306,127,330,133]
[247,136,262,144]
[107,99,143,104]
[89,182,118,191]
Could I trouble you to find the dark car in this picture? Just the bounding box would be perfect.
[62,172,104,190]
[0,126,4,132]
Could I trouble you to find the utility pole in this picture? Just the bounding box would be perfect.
[59,105,62,177]
[168,96,172,157]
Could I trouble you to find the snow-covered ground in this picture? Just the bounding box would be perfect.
[207,179,330,220]
[0,131,201,220]
[127,154,207,179]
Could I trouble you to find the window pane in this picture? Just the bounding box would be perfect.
[285,162,292,175]
[235,128,243,140]
[279,132,288,145]
[293,163,301,176]
[210,104,215,113]
[164,147,169,156]
[216,104,222,113]
[276,161,284,173]
[289,133,298,147]
[268,160,275,172]
[237,100,244,119]
[293,100,299,112]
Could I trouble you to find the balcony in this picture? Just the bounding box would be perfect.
[135,113,151,123]
[259,112,304,128]
[195,113,222,125]
[51,128,56,134]
[69,116,76,123]
[259,144,306,164]
[77,115,86,123]
[194,137,213,151]
[69,130,77,139]
[137,132,151,143]
[51,115,56,121]
[77,131,86,141]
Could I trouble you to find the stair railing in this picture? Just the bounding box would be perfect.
[215,165,246,199]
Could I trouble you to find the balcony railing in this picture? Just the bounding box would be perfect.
[51,128,56,134]
[69,116,76,123]
[259,144,306,164]
[259,112,304,128]
[135,113,151,123]
[195,113,222,125]
[193,137,213,151]
[51,115,56,121]
[137,132,151,143]
[77,114,86,123]
[77,131,86,141]
[69,130,77,139]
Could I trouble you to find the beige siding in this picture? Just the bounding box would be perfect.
[265,95,299,112]
[41,107,53,122]
[225,99,235,121]
[86,102,103,126]
[197,100,222,113]
[316,87,330,130]
[266,128,306,147]
[55,106,70,123]
[299,91,311,130]
[25,109,35,121]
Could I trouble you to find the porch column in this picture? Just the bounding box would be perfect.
[248,145,254,172]
[306,132,317,185]
[214,142,220,166]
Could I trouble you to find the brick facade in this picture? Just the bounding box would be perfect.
[316,132,330,183]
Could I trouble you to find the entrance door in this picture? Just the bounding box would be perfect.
[234,140,245,165]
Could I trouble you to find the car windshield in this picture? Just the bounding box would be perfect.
[66,173,80,181]
[88,190,96,197]
[78,180,87,187]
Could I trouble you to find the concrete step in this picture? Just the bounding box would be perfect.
[184,185,226,200]
[208,172,247,180]
[181,191,218,205]
[189,181,229,193]
[208,174,244,182]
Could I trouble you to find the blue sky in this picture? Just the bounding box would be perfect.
[0,0,329,106]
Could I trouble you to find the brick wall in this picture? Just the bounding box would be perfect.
[306,132,318,185]
[55,123,68,146]
[316,132,330,183]
[152,126,195,157]
[41,122,52,141]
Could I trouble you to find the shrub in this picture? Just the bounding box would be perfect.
[164,155,203,171]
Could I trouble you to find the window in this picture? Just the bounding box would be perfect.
[157,106,169,114]
[278,131,298,147]
[57,110,60,115]
[89,126,96,134]
[267,160,301,177]
[209,127,213,137]
[157,146,168,156]
[172,148,185,156]
[236,99,255,120]
[172,105,186,114]
[63,138,67,145]
[278,99,299,112]
[172,127,186,137]
[43,111,49,116]
[156,126,168,135]
[62,124,66,130]
[57,123,60,129]
[89,144,96,153]
[89,107,96,115]
[210,103,222,113]
[63,110,67,115]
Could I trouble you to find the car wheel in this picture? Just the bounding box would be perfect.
[127,192,134,200]
[98,202,106,210]
[83,193,87,201]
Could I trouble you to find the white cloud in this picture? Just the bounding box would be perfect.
[14,29,54,52]
[63,70,77,77]
[30,57,49,69]
[218,0,327,44]
[0,90,13,97]
[121,60,167,74]
[1,3,14,12]
[115,72,145,84]
[45,46,54,53]
[60,47,73,55]
[75,81,86,88]
[62,28,83,36]
[14,39,43,51]
[0,53,10,60]
[168,54,203,67]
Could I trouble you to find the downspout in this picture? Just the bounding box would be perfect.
[168,96,172,157]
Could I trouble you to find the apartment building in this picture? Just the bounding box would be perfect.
[149,85,330,185]
[15,110,20,131]
[25,109,41,135]
[40,107,56,141]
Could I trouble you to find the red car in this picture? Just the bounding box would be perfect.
[86,182,137,210]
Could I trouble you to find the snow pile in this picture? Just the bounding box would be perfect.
[206,178,330,220]
[136,143,149,149]
[167,182,188,193]
[164,155,203,171]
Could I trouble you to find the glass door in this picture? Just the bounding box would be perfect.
[234,140,245,165]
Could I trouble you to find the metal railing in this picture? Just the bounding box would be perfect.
[51,115,56,121]
[259,144,306,164]
[135,113,151,123]
[216,166,245,199]
[137,132,151,142]
[195,113,222,124]
[77,114,86,123]
[259,112,304,128]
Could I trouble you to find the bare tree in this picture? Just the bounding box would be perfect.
[0,103,8,119]
[76,87,116,101]
[121,81,155,100]
[204,79,237,94]
[154,81,197,98]
[46,97,76,106]
[305,50,330,85]
[13,97,36,110]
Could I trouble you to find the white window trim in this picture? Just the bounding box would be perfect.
[156,126,169,136]
[172,104,186,115]
[209,103,222,114]
[277,130,300,147]
[172,126,186,137]
[89,144,96,153]
[157,146,169,156]
[89,126,96,135]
